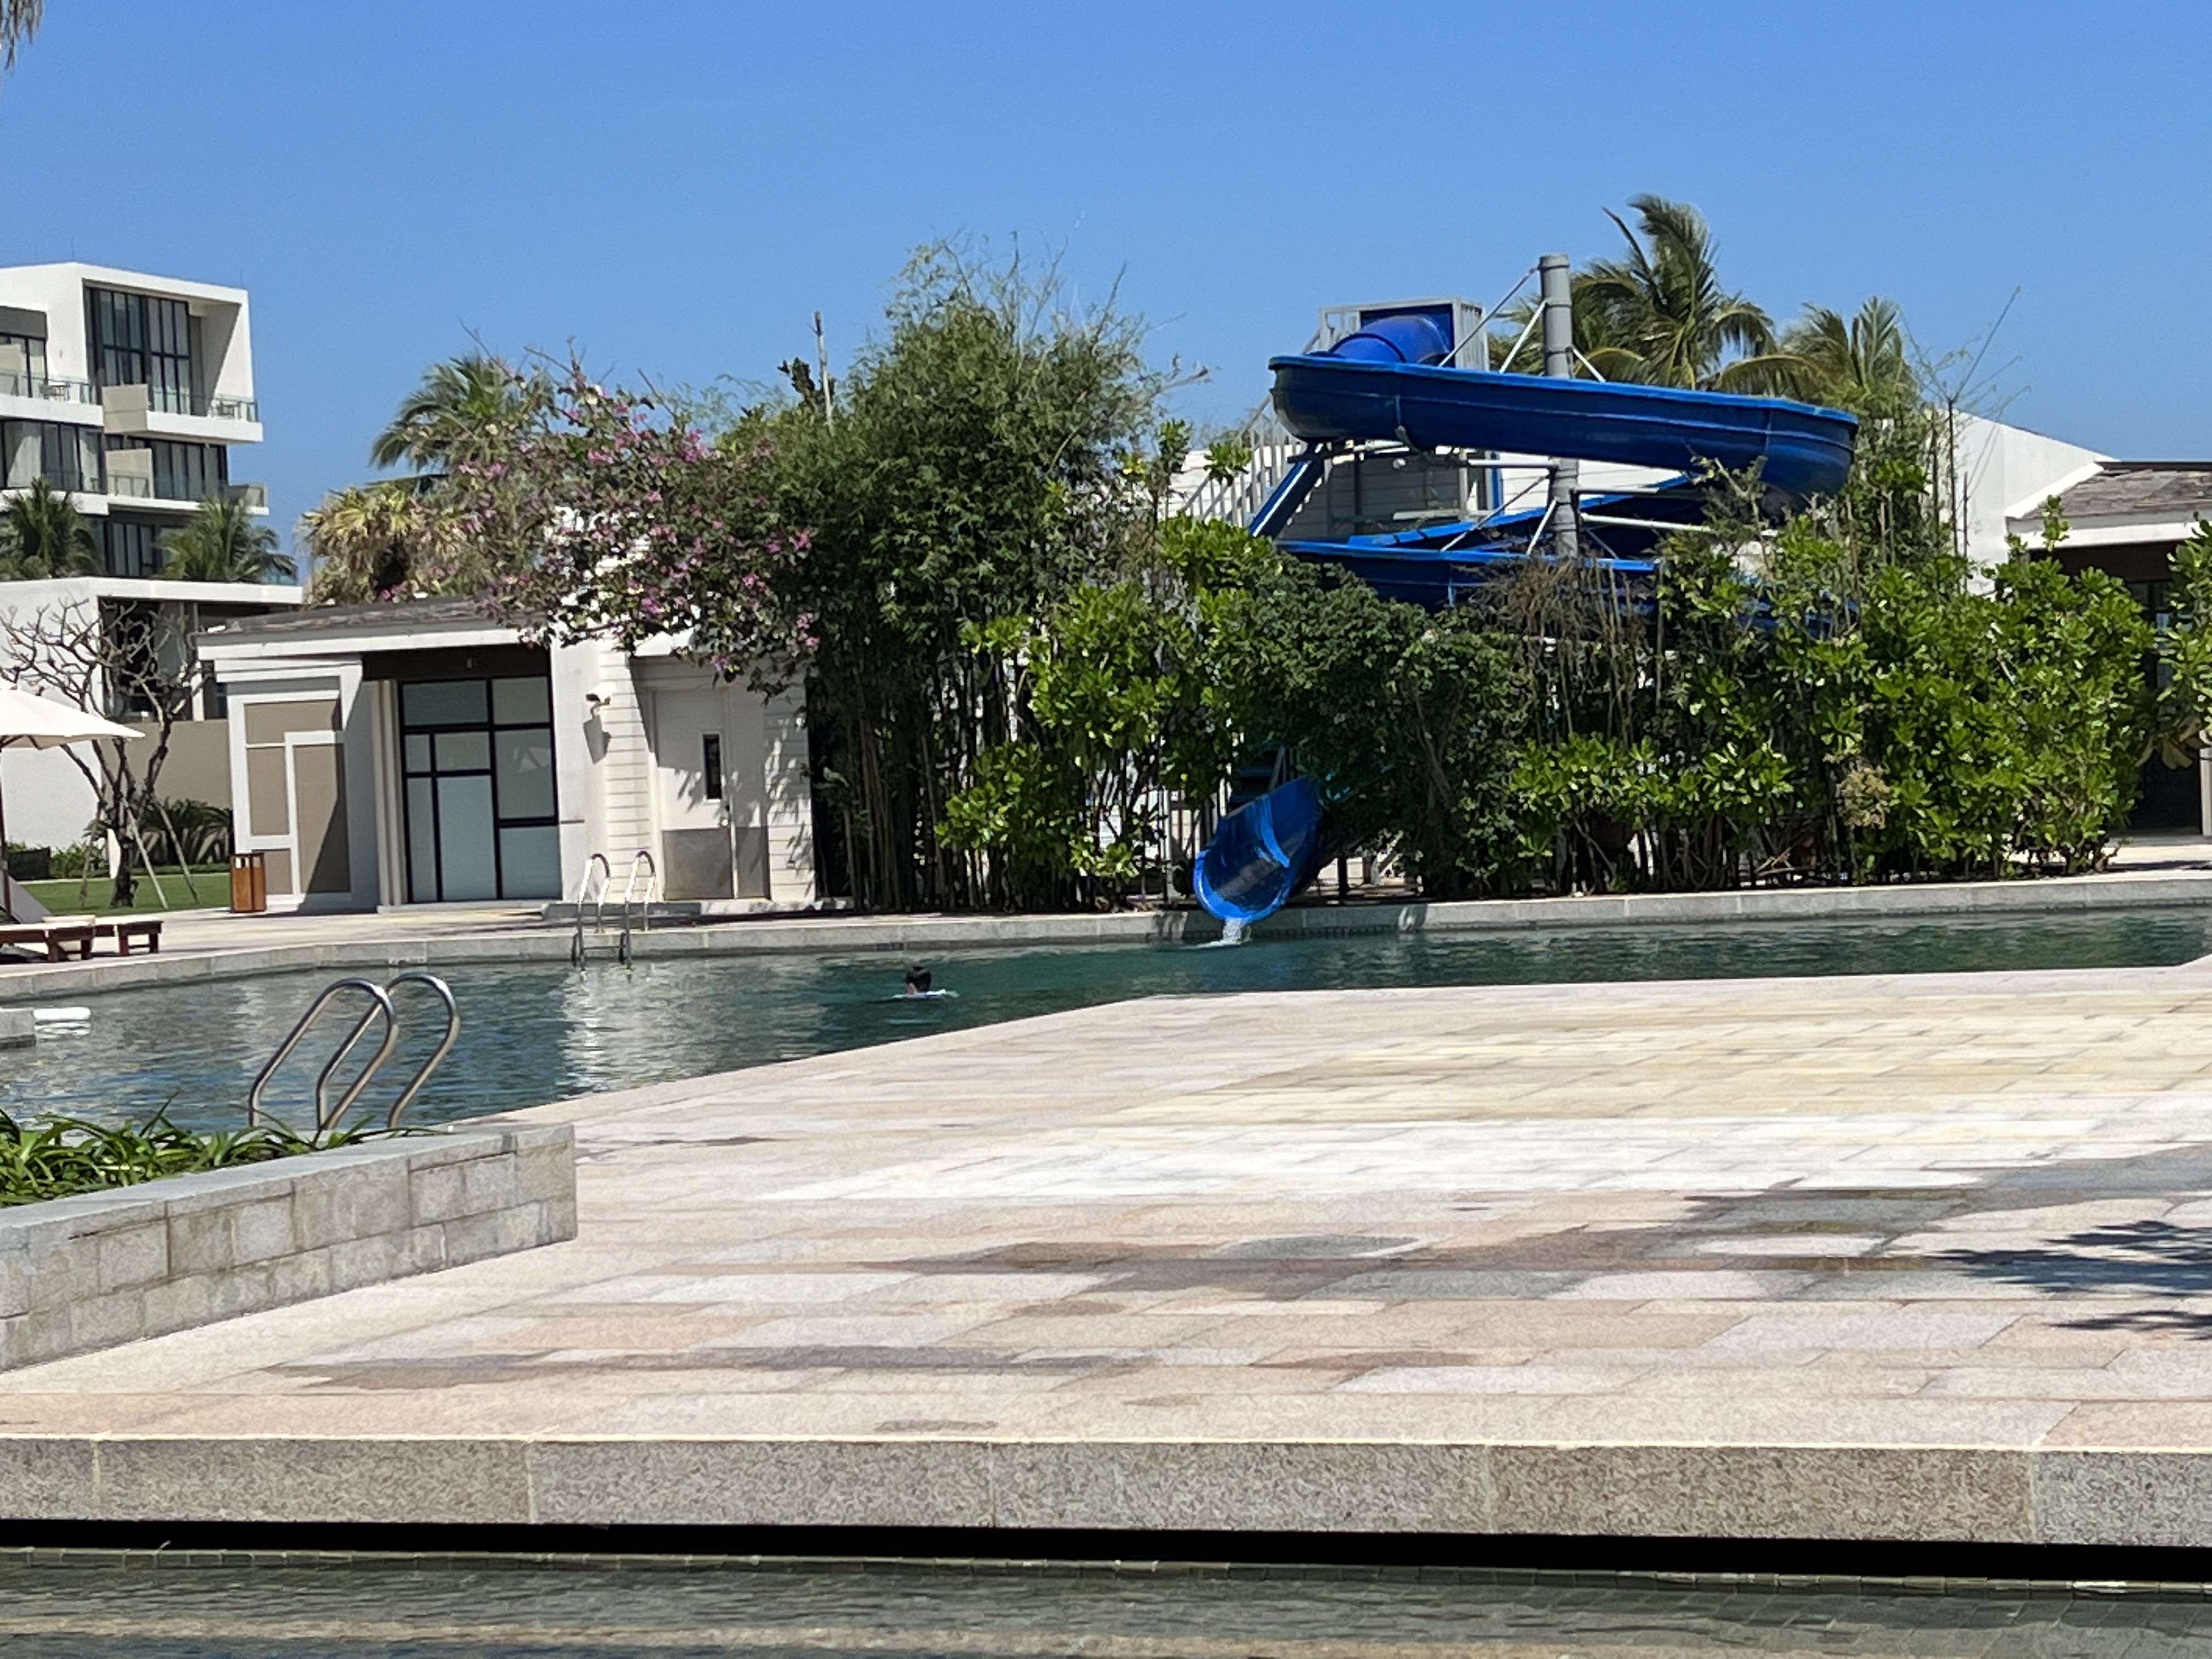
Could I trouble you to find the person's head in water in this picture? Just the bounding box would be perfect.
[903,966,932,996]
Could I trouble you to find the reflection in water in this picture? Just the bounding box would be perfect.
[3,907,2210,1134]
[1,1556,2209,1656]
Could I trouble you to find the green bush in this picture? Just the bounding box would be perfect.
[0,1108,387,1208]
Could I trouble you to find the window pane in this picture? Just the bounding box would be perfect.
[493,727,555,819]
[403,733,431,772]
[492,676,550,725]
[497,825,562,898]
[434,775,497,901]
[400,679,486,727]
[435,730,489,771]
[404,777,438,902]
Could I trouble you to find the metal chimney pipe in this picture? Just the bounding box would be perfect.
[1539,252,1579,559]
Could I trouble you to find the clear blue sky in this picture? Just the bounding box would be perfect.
[4,1,2207,548]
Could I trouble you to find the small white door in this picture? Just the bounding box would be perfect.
[652,687,732,899]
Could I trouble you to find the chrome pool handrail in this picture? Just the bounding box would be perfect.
[247,977,398,1132]
[618,848,657,966]
[571,851,612,967]
[377,972,461,1129]
[247,972,462,1135]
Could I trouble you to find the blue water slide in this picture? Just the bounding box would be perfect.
[1194,776,1326,927]
[1269,320,1859,498]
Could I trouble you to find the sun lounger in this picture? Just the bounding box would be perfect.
[0,922,103,961]
[0,917,162,960]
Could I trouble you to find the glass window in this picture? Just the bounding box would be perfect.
[404,777,438,902]
[433,775,498,900]
[403,732,432,772]
[494,728,556,819]
[492,676,550,725]
[701,733,724,800]
[401,679,488,727]
[90,287,195,413]
[434,730,490,771]
[101,517,160,578]
[496,825,562,898]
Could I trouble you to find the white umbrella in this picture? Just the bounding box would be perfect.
[0,685,143,922]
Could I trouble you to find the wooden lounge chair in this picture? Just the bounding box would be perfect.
[113,918,162,955]
[0,921,103,961]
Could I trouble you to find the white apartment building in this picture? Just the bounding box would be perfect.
[0,263,300,853]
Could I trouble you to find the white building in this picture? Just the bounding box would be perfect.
[0,263,299,853]
[195,600,816,912]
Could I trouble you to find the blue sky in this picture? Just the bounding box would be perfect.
[4,1,2208,547]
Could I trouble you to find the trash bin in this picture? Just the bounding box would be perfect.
[229,850,268,914]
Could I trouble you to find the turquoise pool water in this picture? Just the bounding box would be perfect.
[0,1554,2207,1656]
[5,907,2210,1133]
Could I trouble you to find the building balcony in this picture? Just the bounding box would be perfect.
[0,370,101,425]
[100,473,267,513]
[98,382,263,443]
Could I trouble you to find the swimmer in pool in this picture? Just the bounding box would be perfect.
[899,966,955,999]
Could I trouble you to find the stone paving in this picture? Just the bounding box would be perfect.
[5,961,2212,1541]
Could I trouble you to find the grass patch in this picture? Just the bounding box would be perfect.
[20,867,230,916]
[0,1109,386,1207]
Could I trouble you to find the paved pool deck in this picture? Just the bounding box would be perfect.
[5,960,2212,1546]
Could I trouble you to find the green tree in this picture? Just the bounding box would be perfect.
[370,353,546,473]
[296,481,464,602]
[2,0,41,69]
[157,494,294,583]
[1573,195,1788,391]
[1778,296,1918,416]
[0,478,99,579]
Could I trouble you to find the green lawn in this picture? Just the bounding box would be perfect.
[20,866,233,917]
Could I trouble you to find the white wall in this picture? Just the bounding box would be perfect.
[1950,414,2106,568]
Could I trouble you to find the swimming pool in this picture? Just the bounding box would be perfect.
[0,1552,2205,1656]
[7,906,2211,1134]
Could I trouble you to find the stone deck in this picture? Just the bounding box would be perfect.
[6,962,2212,1544]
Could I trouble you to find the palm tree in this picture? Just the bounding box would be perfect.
[158,494,295,583]
[1572,195,1787,392]
[370,353,543,473]
[297,481,450,603]
[2,0,42,70]
[0,478,100,579]
[1778,296,1918,416]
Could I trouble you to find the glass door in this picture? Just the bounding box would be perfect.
[398,676,560,901]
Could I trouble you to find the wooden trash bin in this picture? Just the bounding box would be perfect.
[229,850,268,914]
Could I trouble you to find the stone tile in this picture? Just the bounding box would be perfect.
[1491,1442,2029,1541]
[92,1437,532,1523]
[2033,1449,2212,1547]
[528,1439,995,1526]
[989,1441,1493,1532]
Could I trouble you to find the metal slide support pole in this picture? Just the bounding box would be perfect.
[1539,252,1579,560]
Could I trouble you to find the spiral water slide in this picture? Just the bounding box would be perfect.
[1192,303,1859,930]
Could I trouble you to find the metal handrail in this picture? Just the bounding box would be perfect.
[247,977,397,1131]
[617,849,656,966]
[378,972,461,1129]
[247,972,462,1134]
[570,851,611,967]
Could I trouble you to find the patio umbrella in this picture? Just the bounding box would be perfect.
[0,684,142,921]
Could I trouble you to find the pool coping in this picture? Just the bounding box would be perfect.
[2,865,2211,1002]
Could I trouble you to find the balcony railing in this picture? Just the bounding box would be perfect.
[0,370,97,406]
[227,481,268,510]
[98,383,260,422]
[106,473,154,499]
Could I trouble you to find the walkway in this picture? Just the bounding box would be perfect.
[4,961,2212,1543]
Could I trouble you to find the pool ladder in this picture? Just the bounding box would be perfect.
[570,849,656,967]
[246,971,460,1135]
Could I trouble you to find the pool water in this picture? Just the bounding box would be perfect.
[1,1555,2208,1656]
[7,908,2211,1133]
